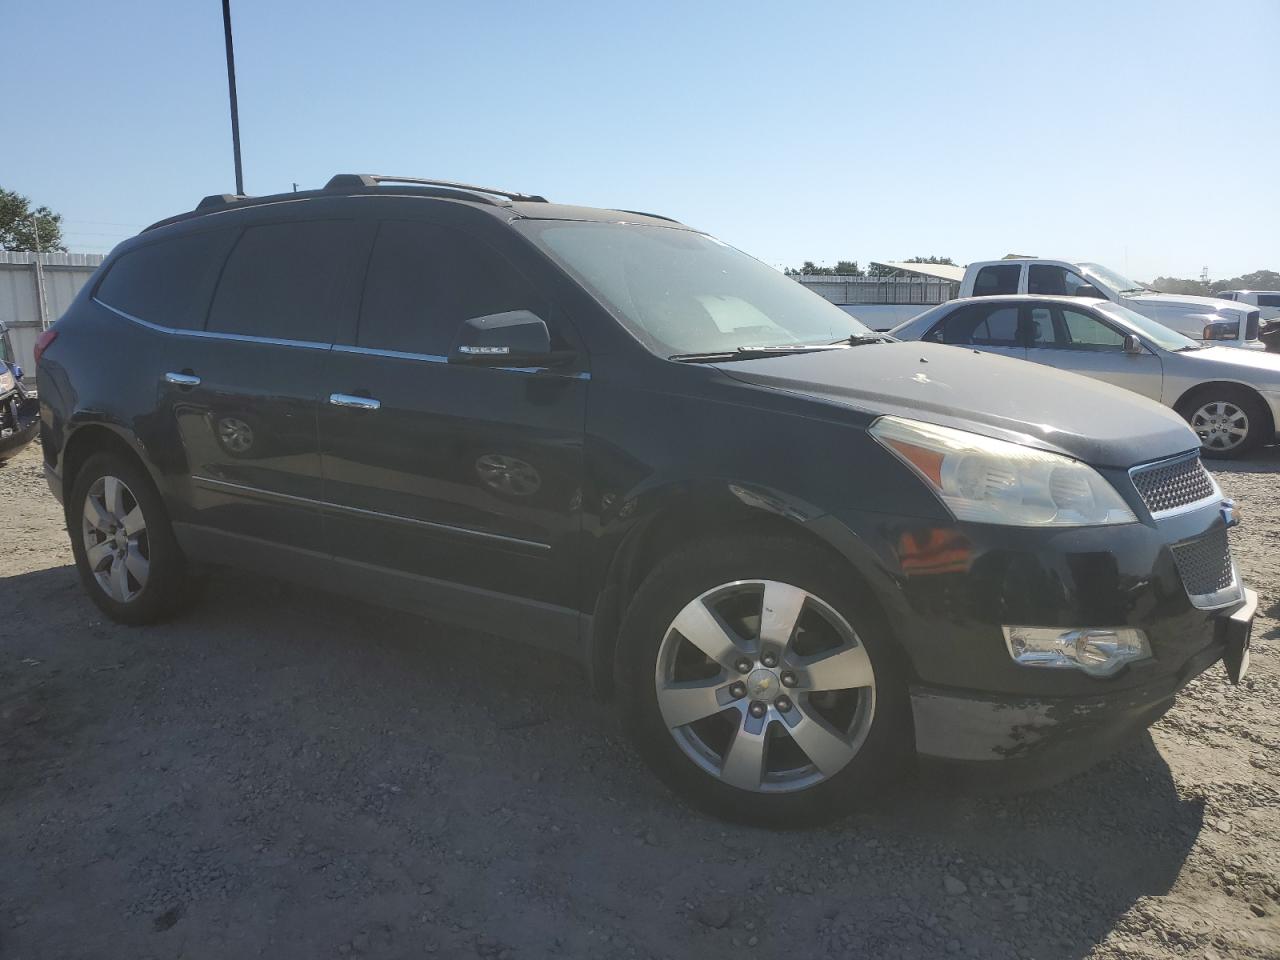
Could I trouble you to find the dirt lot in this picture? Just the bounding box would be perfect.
[1,441,1278,960]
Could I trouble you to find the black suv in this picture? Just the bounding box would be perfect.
[37,175,1255,824]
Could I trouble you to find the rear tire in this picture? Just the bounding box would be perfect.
[68,451,197,625]
[617,535,913,826]
[1177,385,1268,459]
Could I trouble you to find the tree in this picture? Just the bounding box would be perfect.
[0,187,67,252]
[1150,269,1280,297]
[905,256,955,266]
[784,260,863,276]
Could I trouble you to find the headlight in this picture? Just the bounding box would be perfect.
[1203,320,1239,340]
[0,369,14,392]
[870,416,1136,527]
[1003,626,1151,677]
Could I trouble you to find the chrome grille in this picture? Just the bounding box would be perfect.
[1130,455,1216,516]
[1171,529,1238,607]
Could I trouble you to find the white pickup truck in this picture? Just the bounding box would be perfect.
[958,259,1264,350]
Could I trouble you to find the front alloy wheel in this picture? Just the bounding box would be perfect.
[656,580,876,793]
[81,474,150,603]
[1191,400,1249,453]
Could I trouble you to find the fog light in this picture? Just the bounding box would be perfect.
[1002,626,1151,677]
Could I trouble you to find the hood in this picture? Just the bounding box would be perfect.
[1128,292,1248,316]
[716,342,1198,468]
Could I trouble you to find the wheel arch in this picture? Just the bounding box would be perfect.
[585,483,906,699]
[59,422,163,521]
[1171,380,1275,436]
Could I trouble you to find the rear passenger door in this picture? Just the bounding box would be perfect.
[317,216,587,641]
[923,301,1027,361]
[165,217,373,559]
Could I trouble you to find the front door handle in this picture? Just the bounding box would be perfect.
[329,393,381,411]
[164,371,201,388]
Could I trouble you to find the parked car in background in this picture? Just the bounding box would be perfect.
[36,174,1255,824]
[891,295,1280,458]
[0,321,39,463]
[958,259,1264,350]
[1216,290,1280,320]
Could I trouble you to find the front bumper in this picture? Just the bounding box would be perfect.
[818,495,1250,790]
[911,589,1253,790]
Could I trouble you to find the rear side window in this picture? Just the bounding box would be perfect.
[207,220,359,343]
[1217,292,1237,301]
[929,304,1021,346]
[972,264,1021,296]
[95,230,235,330]
[1027,265,1089,296]
[357,220,550,357]
[1258,294,1280,308]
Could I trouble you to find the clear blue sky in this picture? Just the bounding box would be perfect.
[7,0,1278,281]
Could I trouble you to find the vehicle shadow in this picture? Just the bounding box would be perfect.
[1210,441,1280,474]
[1,562,1206,960]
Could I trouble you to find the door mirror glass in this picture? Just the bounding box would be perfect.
[449,310,555,365]
[1123,334,1143,354]
[1074,284,1105,299]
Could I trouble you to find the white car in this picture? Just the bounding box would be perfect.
[958,259,1264,350]
[1216,290,1280,321]
[890,295,1280,458]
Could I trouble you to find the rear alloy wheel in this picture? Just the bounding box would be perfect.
[1181,386,1267,459]
[620,536,911,825]
[68,451,197,624]
[81,474,150,603]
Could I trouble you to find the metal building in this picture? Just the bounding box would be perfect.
[0,252,105,372]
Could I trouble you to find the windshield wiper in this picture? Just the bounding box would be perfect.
[670,344,845,363]
[829,334,895,345]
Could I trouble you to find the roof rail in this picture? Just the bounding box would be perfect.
[324,174,548,204]
[614,209,680,224]
[196,193,249,212]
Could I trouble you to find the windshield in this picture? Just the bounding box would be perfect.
[1097,302,1200,351]
[520,222,875,357]
[1079,262,1152,296]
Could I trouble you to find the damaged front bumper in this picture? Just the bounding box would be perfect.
[0,388,39,459]
[912,588,1257,791]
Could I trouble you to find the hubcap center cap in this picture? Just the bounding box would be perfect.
[746,667,780,701]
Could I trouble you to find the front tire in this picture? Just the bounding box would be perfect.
[618,535,912,826]
[68,451,195,624]
[1178,386,1268,459]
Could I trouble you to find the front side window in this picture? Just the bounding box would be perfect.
[1027,265,1090,296]
[357,221,550,357]
[972,264,1021,296]
[518,221,873,357]
[1047,308,1126,351]
[95,229,236,330]
[207,220,359,342]
[1258,294,1280,308]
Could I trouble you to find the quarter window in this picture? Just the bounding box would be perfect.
[971,264,1021,296]
[95,229,236,329]
[207,220,360,342]
[357,220,548,357]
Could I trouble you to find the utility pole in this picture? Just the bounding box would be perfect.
[222,0,245,195]
[31,215,50,331]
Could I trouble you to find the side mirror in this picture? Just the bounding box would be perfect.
[1074,284,1105,299]
[12,365,23,380]
[449,310,557,366]
[1123,334,1144,355]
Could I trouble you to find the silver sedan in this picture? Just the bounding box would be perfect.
[890,295,1280,458]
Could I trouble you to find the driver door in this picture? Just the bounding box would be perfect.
[1024,304,1162,400]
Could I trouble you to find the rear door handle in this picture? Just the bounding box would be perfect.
[164,371,201,388]
[328,393,381,411]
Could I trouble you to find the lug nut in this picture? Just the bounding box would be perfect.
[776,696,793,713]
[780,670,797,688]
[761,651,779,668]
[734,658,752,674]
[748,701,767,719]
[728,681,747,699]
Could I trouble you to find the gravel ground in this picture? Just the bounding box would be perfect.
[1,440,1278,960]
